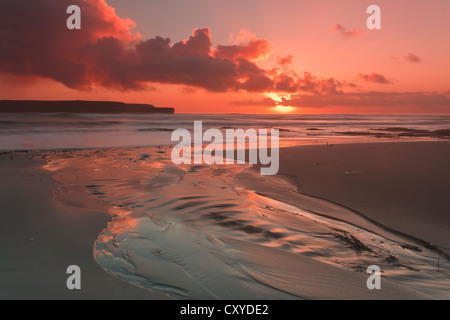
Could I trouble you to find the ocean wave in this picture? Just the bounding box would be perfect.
[2,113,450,151]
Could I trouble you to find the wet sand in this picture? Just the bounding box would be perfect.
[0,155,169,299]
[274,141,450,253]
[1,141,449,299]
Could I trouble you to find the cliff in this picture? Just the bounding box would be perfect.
[0,100,175,114]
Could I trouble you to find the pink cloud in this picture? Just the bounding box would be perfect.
[390,53,422,63]
[403,53,422,63]
[0,0,342,95]
[214,38,271,61]
[331,24,364,38]
[276,55,293,65]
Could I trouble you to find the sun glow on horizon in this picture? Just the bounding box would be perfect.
[273,105,296,113]
[264,93,296,113]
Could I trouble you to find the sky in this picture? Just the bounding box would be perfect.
[0,0,449,114]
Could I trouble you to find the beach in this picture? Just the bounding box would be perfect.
[1,140,449,299]
[2,0,450,303]
[277,141,450,253]
[0,154,169,299]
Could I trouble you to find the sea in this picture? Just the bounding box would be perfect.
[1,113,449,151]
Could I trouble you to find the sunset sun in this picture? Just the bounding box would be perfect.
[274,105,296,113]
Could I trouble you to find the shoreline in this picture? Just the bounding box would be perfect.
[1,140,449,299]
[1,133,447,153]
[0,153,169,299]
[273,141,450,253]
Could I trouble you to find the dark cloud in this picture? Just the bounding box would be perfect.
[358,73,392,84]
[276,55,293,65]
[0,0,138,90]
[297,73,343,94]
[403,53,422,63]
[214,38,270,60]
[280,91,450,108]
[390,53,422,64]
[0,0,293,93]
[172,28,212,56]
[231,98,277,107]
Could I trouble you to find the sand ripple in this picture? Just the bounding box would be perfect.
[43,147,450,299]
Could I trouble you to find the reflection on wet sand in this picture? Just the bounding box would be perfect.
[43,147,449,299]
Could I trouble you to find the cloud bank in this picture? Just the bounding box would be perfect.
[0,0,334,94]
[280,91,450,108]
[0,0,448,110]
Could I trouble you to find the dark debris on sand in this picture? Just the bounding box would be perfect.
[334,127,450,139]
[333,232,374,253]
[373,127,450,138]
[400,243,423,252]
